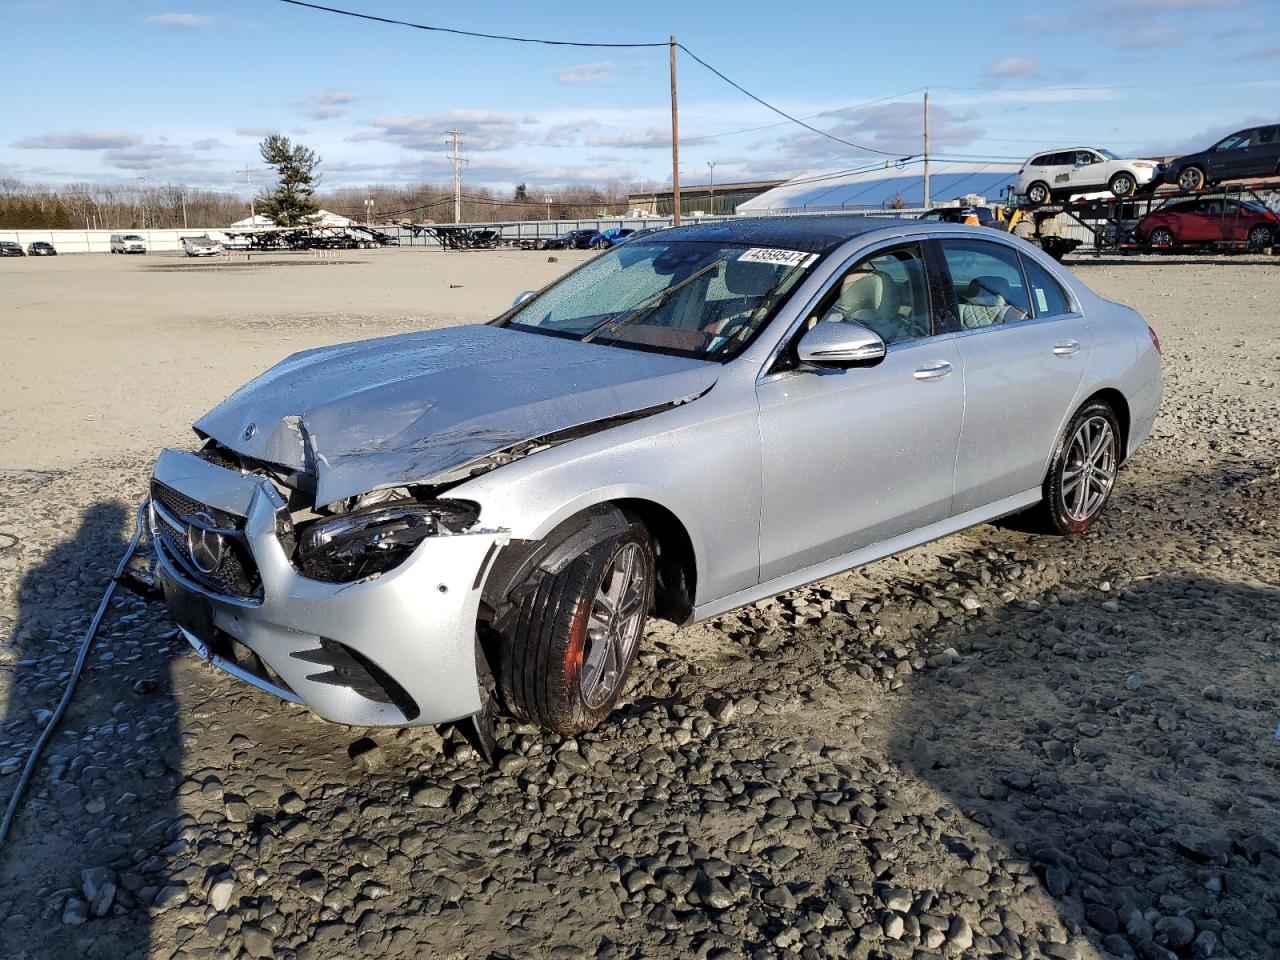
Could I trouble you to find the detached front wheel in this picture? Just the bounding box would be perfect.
[491,507,654,734]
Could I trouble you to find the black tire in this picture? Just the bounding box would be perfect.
[1024,400,1122,536]
[1109,172,1135,198]
[1148,226,1175,251]
[1247,224,1273,251]
[1177,166,1205,192]
[488,506,654,734]
[1026,181,1051,206]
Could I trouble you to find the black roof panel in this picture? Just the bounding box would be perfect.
[655,215,908,254]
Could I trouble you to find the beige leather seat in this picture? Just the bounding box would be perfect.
[958,275,1027,329]
[826,269,903,340]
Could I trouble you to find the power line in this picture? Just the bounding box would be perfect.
[681,87,927,145]
[274,0,912,160]
[277,0,665,47]
[674,44,911,159]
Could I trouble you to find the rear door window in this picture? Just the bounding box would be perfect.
[939,239,1032,329]
[1021,256,1072,318]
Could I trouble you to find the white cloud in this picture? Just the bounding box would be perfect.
[556,62,616,85]
[351,111,530,152]
[983,57,1040,80]
[301,90,358,121]
[235,126,280,138]
[14,131,142,150]
[145,13,212,28]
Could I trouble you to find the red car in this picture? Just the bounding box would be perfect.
[1135,197,1277,251]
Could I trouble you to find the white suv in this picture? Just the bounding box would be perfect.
[1017,148,1159,204]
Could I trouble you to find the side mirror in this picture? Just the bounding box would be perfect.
[512,290,536,308]
[796,321,886,367]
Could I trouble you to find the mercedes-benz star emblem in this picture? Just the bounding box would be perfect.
[186,513,225,575]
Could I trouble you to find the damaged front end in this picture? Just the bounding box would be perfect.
[148,446,508,728]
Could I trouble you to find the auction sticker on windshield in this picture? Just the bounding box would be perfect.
[738,248,818,268]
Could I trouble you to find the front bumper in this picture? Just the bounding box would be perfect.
[150,448,508,726]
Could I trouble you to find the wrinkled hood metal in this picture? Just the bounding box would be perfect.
[195,324,718,506]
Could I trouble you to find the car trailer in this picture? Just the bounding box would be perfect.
[1006,178,1280,257]
[222,225,399,251]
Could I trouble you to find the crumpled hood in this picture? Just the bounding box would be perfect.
[195,324,717,506]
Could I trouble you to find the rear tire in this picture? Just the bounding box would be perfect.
[490,507,654,734]
[1177,166,1205,192]
[1027,181,1051,205]
[1247,224,1273,251]
[1025,400,1122,536]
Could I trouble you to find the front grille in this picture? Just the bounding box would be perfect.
[151,481,263,601]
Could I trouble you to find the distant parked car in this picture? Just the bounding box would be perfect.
[618,226,667,244]
[1018,148,1160,204]
[181,235,222,257]
[918,206,999,227]
[591,227,634,249]
[1134,197,1278,251]
[0,240,25,257]
[545,229,601,250]
[1162,124,1280,192]
[26,241,57,256]
[110,233,148,254]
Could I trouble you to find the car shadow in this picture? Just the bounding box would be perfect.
[0,500,187,959]
[872,569,1280,958]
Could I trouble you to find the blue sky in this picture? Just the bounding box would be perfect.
[3,0,1279,196]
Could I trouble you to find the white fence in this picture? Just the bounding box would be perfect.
[0,218,680,254]
[0,228,240,254]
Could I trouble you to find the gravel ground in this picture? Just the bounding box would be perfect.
[0,252,1277,960]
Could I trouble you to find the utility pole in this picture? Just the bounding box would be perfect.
[922,89,930,211]
[669,36,681,226]
[706,161,716,216]
[135,176,150,228]
[181,188,188,230]
[544,193,553,221]
[445,130,464,224]
[365,193,374,226]
[236,165,256,224]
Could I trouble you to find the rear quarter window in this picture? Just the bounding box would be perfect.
[1021,255,1072,317]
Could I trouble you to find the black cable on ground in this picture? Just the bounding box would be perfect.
[0,502,147,846]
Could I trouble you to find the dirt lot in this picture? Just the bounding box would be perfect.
[0,249,1277,960]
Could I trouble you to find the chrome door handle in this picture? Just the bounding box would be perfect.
[1052,339,1081,356]
[913,361,953,381]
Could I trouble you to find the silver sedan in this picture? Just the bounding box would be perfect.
[147,217,1162,741]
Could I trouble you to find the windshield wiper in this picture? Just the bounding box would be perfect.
[580,262,722,344]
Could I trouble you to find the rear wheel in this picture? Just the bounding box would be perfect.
[1026,181,1051,205]
[490,507,654,734]
[1109,172,1136,198]
[1247,224,1273,250]
[1177,166,1205,192]
[1025,401,1122,536]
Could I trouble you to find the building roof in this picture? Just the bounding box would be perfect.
[738,161,1020,213]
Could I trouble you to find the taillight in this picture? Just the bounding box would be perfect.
[1148,325,1161,353]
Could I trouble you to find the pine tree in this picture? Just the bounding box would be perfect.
[257,135,321,226]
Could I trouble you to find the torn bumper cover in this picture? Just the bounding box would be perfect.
[150,449,508,726]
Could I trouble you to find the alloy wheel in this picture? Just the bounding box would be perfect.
[1247,225,1273,250]
[579,541,647,708]
[1111,174,1134,197]
[1149,227,1174,249]
[1060,416,1117,523]
[1178,167,1204,192]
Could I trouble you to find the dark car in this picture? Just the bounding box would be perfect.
[918,206,999,227]
[0,240,25,257]
[27,241,57,256]
[590,227,634,249]
[544,228,601,250]
[620,226,667,244]
[1134,197,1278,250]
[1163,124,1280,192]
